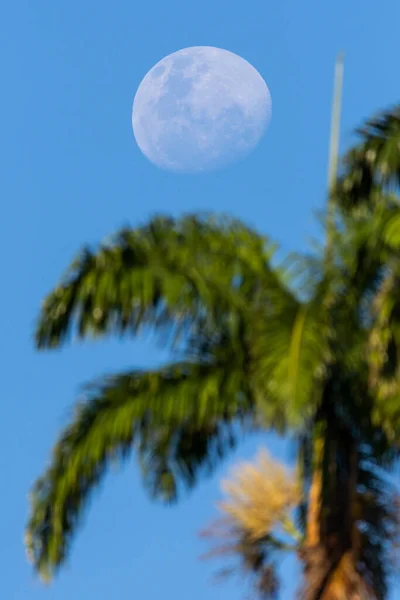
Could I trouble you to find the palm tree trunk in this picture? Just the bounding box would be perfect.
[306,436,323,547]
[301,433,336,600]
[301,429,362,600]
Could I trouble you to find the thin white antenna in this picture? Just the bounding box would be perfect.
[327,52,344,194]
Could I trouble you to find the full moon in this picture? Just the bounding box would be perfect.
[132,46,272,173]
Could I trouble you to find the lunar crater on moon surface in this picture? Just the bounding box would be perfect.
[132,46,272,173]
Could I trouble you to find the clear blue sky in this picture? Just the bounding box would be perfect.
[2,1,400,598]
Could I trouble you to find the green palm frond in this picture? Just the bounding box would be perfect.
[26,360,256,582]
[331,212,388,325]
[35,214,285,349]
[356,106,400,184]
[368,267,400,437]
[251,289,331,427]
[382,207,400,249]
[336,148,378,213]
[336,106,400,212]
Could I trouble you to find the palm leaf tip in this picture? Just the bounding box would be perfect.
[25,361,256,580]
[34,213,281,351]
[337,106,400,212]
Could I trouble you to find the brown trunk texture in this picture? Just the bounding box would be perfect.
[300,434,363,599]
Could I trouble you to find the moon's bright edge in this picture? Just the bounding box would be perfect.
[132,46,272,173]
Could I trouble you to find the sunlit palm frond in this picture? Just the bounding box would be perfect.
[336,106,400,212]
[35,214,285,349]
[382,207,400,250]
[368,267,400,438]
[356,106,400,186]
[336,147,377,214]
[26,360,255,582]
[251,289,331,427]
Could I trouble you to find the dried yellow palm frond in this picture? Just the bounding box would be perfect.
[200,449,302,599]
[219,449,302,543]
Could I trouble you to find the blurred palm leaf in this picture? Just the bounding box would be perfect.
[337,107,400,212]
[26,360,255,580]
[35,214,280,348]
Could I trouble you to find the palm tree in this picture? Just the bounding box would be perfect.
[26,58,400,597]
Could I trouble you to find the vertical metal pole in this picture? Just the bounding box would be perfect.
[326,53,344,255]
[327,53,344,195]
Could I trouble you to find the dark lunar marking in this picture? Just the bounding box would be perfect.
[165,72,193,99]
[157,126,216,172]
[240,121,260,145]
[171,55,194,69]
[196,62,209,75]
[152,99,264,172]
[222,104,246,127]
[152,65,166,78]
[155,94,178,120]
[155,93,193,120]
